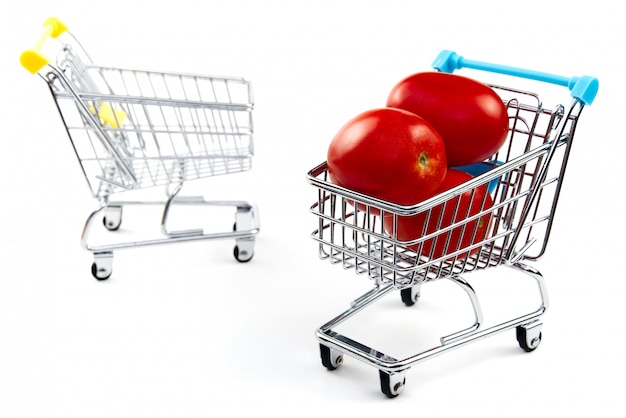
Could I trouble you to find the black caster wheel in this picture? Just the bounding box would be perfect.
[234,246,254,263]
[91,262,112,281]
[320,344,343,370]
[103,206,122,231]
[400,286,420,306]
[102,216,121,231]
[379,370,406,398]
[516,324,542,352]
[91,253,113,280]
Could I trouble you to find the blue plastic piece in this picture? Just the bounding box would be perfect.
[456,162,501,195]
[432,50,598,105]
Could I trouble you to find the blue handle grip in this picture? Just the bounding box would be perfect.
[432,50,598,106]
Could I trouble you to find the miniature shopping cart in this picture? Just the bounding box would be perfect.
[307,50,598,397]
[21,18,259,280]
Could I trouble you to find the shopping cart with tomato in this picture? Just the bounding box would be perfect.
[307,50,598,397]
[21,18,259,280]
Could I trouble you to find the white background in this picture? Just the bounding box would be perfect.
[1,1,623,416]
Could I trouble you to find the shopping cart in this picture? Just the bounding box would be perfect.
[307,50,598,397]
[21,18,259,280]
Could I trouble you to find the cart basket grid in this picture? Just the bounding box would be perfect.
[308,84,583,289]
[46,36,254,198]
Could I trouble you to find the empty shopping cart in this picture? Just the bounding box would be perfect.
[307,50,598,397]
[21,18,259,280]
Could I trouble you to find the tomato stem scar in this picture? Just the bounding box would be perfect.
[418,151,429,168]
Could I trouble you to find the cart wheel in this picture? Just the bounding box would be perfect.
[103,206,122,231]
[516,323,542,352]
[379,370,406,398]
[320,344,343,370]
[91,252,113,280]
[233,211,254,262]
[91,262,112,281]
[400,286,420,306]
[234,245,254,263]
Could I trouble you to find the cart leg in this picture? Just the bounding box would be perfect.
[161,183,204,237]
[439,275,484,345]
[379,369,408,398]
[91,252,113,280]
[510,262,548,351]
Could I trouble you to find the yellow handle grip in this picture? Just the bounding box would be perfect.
[20,17,69,74]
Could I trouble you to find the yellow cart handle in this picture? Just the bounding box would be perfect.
[20,17,69,74]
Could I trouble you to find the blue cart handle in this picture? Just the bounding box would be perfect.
[432,50,598,106]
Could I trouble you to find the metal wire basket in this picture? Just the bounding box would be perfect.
[21,18,260,279]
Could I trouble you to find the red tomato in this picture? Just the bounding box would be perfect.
[386,72,509,167]
[384,169,494,260]
[327,108,447,210]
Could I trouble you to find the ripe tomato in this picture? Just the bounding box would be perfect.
[384,169,494,260]
[386,72,509,167]
[327,108,447,209]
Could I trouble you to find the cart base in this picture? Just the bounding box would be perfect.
[82,195,260,280]
[316,262,547,398]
